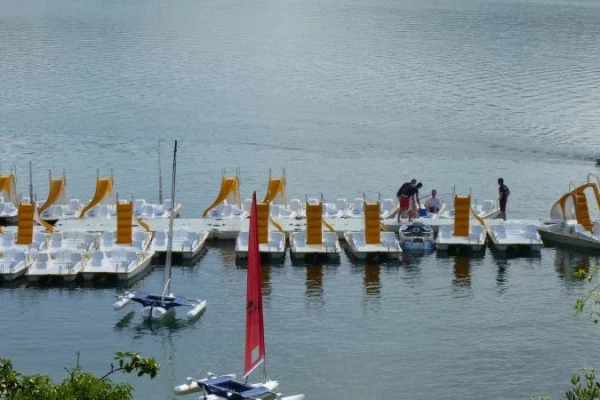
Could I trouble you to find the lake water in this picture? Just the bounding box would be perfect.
[1,0,600,398]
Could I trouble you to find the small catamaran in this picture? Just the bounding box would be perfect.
[113,140,206,322]
[174,192,305,400]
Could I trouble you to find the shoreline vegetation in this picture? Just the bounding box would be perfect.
[0,351,158,400]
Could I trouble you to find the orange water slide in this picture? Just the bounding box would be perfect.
[38,176,67,214]
[0,174,18,204]
[262,176,286,205]
[78,177,114,218]
[202,175,241,217]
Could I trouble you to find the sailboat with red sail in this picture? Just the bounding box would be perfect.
[174,192,304,400]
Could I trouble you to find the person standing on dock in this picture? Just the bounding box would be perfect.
[404,182,423,220]
[396,178,416,222]
[498,178,510,221]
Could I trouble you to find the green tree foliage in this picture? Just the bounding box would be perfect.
[0,351,159,400]
[574,266,600,324]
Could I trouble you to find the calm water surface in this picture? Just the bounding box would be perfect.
[1,0,600,398]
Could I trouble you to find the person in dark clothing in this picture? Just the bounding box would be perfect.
[396,179,417,222]
[403,182,423,220]
[498,178,510,221]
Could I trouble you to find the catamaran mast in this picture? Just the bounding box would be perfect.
[163,140,177,298]
[158,140,164,205]
[29,161,33,203]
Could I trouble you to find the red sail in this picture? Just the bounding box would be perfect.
[244,192,265,378]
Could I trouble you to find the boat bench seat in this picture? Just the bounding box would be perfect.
[205,375,234,386]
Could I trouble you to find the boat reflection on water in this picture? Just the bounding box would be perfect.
[261,263,272,298]
[554,247,599,285]
[305,264,323,307]
[363,264,381,305]
[452,256,472,296]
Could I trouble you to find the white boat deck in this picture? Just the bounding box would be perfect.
[235,231,286,261]
[436,223,487,252]
[150,228,209,260]
[485,220,544,252]
[83,246,155,281]
[55,217,457,240]
[289,231,341,259]
[27,249,86,282]
[0,247,34,281]
[343,231,401,260]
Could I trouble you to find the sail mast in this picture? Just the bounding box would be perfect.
[163,140,177,298]
[158,140,164,205]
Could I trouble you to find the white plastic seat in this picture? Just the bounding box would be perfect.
[163,199,173,211]
[336,199,348,212]
[91,251,104,267]
[141,205,155,218]
[289,199,303,213]
[69,199,81,211]
[154,231,166,247]
[134,199,146,214]
[102,231,114,247]
[242,199,253,212]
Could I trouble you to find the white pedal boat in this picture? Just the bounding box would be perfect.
[537,219,600,252]
[436,223,487,252]
[345,198,366,218]
[343,231,402,259]
[441,199,499,220]
[289,231,341,260]
[486,221,544,252]
[0,231,48,252]
[398,222,436,252]
[83,246,154,281]
[27,249,86,282]
[134,198,182,219]
[40,199,83,222]
[98,230,152,252]
[0,201,18,225]
[235,231,286,261]
[205,202,249,219]
[150,228,209,260]
[0,248,35,282]
[47,230,98,252]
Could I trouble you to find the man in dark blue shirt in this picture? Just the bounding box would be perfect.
[498,178,510,221]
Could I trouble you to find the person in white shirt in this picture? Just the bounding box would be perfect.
[425,189,442,213]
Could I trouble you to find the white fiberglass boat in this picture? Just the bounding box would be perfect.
[290,231,341,260]
[236,230,286,261]
[0,173,19,225]
[398,222,436,252]
[437,223,487,252]
[441,199,499,220]
[436,194,487,252]
[0,248,34,282]
[536,176,600,252]
[151,228,209,261]
[486,221,543,252]
[174,193,304,400]
[344,231,401,259]
[133,198,182,219]
[345,198,365,218]
[289,202,341,260]
[26,249,86,282]
[344,201,401,259]
[84,244,154,281]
